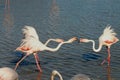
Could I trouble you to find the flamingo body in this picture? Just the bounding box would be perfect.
[99,26,119,47]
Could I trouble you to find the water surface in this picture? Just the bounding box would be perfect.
[0,0,120,80]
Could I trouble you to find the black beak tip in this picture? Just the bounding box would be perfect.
[76,38,80,43]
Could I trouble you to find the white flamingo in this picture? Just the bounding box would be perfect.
[14,26,78,72]
[51,70,90,80]
[0,67,18,80]
[80,25,119,65]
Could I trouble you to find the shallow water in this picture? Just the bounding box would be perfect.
[0,0,120,80]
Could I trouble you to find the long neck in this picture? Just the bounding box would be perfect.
[45,41,70,52]
[44,39,56,46]
[89,40,102,52]
[51,71,63,80]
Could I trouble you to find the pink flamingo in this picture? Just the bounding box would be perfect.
[80,25,119,65]
[14,26,78,72]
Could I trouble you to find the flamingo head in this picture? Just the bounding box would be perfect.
[55,39,64,43]
[68,37,79,43]
[80,38,90,43]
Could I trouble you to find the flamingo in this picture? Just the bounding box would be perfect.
[80,25,119,65]
[0,67,18,80]
[51,70,90,80]
[14,26,79,72]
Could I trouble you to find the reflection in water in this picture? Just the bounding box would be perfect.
[106,66,112,80]
[36,72,42,80]
[49,0,60,30]
[0,1,2,4]
[3,0,14,36]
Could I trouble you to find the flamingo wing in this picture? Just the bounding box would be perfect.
[22,26,39,40]
[103,25,116,37]
[99,25,119,45]
[16,26,46,53]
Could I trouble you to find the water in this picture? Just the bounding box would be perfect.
[0,0,120,80]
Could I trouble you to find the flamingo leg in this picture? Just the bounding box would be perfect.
[14,54,28,70]
[101,48,111,65]
[35,53,40,63]
[34,53,42,72]
[107,48,111,65]
[101,59,106,65]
